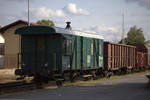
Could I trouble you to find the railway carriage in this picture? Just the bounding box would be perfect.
[145,45,150,67]
[104,42,136,74]
[134,44,149,69]
[136,51,147,70]
[15,25,104,81]
[14,22,149,83]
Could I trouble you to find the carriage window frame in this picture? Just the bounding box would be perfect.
[91,43,93,55]
[99,44,102,56]
[63,39,72,55]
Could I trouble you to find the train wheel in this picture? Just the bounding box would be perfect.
[96,70,104,78]
[142,67,146,71]
[92,71,97,80]
[103,71,108,77]
[43,77,49,83]
[63,73,70,81]
[34,75,43,88]
[56,80,63,87]
[121,68,127,75]
[126,70,131,74]
[113,70,120,75]
[105,71,113,78]
[70,72,78,82]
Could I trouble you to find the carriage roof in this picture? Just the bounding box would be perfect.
[15,26,104,40]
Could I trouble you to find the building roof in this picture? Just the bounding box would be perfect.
[0,20,39,33]
[15,26,104,40]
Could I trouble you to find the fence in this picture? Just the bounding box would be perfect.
[0,55,4,68]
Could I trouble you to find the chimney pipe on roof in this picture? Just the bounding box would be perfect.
[65,22,72,30]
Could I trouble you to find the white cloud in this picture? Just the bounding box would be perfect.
[30,7,65,19]
[7,16,16,20]
[64,3,89,15]
[29,3,89,20]
[27,3,89,22]
[55,10,65,17]
[23,3,90,25]
[89,25,121,42]
[91,25,119,33]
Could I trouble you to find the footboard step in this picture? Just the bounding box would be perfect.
[83,75,92,78]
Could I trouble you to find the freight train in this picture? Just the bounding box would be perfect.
[14,22,150,83]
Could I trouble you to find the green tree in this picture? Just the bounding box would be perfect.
[127,26,145,44]
[119,26,149,45]
[36,19,55,26]
[119,38,128,44]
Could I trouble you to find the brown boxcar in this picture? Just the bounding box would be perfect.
[136,51,147,69]
[145,45,150,67]
[133,44,148,69]
[104,42,136,72]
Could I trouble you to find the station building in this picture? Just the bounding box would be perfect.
[0,20,38,68]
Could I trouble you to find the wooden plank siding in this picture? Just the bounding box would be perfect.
[104,42,136,71]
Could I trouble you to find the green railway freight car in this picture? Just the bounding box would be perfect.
[15,24,104,81]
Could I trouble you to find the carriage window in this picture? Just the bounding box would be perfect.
[99,44,102,55]
[91,43,93,55]
[63,40,72,55]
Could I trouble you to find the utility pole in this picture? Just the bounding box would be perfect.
[122,13,125,44]
[28,0,30,26]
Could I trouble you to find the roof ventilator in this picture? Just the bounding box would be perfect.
[65,22,72,30]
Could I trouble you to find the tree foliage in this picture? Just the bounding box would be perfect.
[36,19,55,26]
[119,25,149,45]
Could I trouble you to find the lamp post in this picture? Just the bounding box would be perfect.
[28,0,30,26]
[122,13,125,44]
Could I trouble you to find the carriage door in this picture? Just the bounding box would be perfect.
[36,36,46,70]
[46,35,62,71]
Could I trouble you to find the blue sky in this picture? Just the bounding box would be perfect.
[0,0,150,42]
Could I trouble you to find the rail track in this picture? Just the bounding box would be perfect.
[0,80,39,95]
[0,69,149,95]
